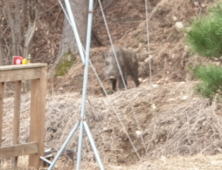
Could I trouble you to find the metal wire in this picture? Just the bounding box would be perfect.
[56,0,154,162]
[97,0,148,157]
[145,0,153,102]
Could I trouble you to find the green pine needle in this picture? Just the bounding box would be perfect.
[192,65,222,99]
[185,1,222,58]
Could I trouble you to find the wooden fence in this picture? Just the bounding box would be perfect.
[0,63,47,169]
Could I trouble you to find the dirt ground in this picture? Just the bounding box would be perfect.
[2,0,222,169]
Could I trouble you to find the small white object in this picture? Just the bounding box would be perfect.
[152,84,159,88]
[175,22,184,32]
[181,96,188,100]
[172,16,178,21]
[151,103,156,109]
[136,130,142,137]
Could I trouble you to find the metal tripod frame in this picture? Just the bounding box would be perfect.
[44,0,105,169]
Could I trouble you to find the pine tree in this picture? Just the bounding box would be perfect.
[191,65,222,99]
[185,1,222,100]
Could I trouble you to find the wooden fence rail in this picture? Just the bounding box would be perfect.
[0,63,47,169]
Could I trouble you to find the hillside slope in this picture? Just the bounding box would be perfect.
[52,0,214,95]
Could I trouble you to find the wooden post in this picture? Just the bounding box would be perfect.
[29,66,47,169]
[0,82,4,166]
[0,82,4,147]
[12,81,22,169]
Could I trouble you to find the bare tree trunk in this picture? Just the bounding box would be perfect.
[23,1,37,58]
[23,1,38,92]
[0,4,4,66]
[50,0,89,77]
[5,0,17,55]
[0,40,3,66]
[14,0,22,55]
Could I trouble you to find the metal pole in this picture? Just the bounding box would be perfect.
[83,122,105,170]
[47,0,104,169]
[40,156,52,165]
[64,0,85,63]
[76,121,84,170]
[47,121,80,170]
[76,1,94,169]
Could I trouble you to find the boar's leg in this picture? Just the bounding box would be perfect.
[131,71,140,87]
[110,79,117,91]
[134,79,140,87]
[133,76,140,87]
[118,76,127,89]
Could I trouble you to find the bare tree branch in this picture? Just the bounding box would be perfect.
[23,1,38,58]
[5,0,16,55]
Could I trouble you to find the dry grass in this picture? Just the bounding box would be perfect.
[1,81,222,169]
[2,154,222,170]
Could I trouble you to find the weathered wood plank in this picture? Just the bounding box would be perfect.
[13,81,21,145]
[0,63,47,71]
[0,63,48,82]
[0,82,4,147]
[12,81,22,169]
[29,66,47,168]
[0,142,38,158]
[0,68,41,82]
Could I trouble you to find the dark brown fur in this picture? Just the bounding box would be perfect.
[103,46,140,91]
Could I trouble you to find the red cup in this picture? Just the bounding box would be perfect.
[13,56,24,65]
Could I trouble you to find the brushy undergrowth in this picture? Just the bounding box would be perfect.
[55,49,76,77]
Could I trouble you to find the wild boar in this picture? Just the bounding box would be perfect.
[103,46,140,91]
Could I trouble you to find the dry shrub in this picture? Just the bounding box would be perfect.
[2,81,222,169]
